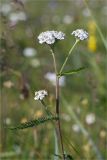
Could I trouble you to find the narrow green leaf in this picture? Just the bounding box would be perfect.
[8,115,58,130]
[59,67,87,77]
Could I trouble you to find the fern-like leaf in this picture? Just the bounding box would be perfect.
[8,115,58,130]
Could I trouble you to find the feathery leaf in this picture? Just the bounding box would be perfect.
[8,115,58,130]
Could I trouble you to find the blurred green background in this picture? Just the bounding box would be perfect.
[0,0,106,159]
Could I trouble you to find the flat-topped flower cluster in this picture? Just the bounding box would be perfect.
[37,29,88,45]
[34,90,48,100]
[38,31,65,44]
[71,29,88,40]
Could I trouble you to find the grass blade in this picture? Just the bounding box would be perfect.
[59,67,87,76]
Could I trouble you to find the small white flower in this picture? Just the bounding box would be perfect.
[44,72,65,87]
[34,90,48,101]
[85,113,96,125]
[38,31,65,45]
[71,29,88,40]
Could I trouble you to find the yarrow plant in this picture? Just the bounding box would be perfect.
[8,29,88,159]
[34,29,88,159]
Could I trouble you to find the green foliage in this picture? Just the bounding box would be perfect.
[54,130,59,160]
[8,115,58,130]
[54,154,74,160]
[58,67,87,77]
[64,154,74,160]
[1,0,106,159]
[0,152,21,159]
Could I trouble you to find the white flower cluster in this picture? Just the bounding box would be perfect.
[34,90,48,100]
[71,29,88,40]
[38,31,65,44]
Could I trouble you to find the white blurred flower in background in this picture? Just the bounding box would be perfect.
[72,124,80,133]
[30,59,40,68]
[62,113,71,122]
[5,117,11,125]
[100,130,106,138]
[9,11,27,24]
[0,3,12,15]
[63,15,73,24]
[82,8,91,17]
[45,72,66,87]
[101,6,107,16]
[3,80,14,88]
[23,47,37,57]
[85,113,96,125]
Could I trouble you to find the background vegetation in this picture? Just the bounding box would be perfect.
[0,0,106,159]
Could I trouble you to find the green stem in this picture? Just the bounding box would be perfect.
[40,100,53,116]
[50,47,58,75]
[56,77,65,160]
[50,47,65,160]
[59,39,79,75]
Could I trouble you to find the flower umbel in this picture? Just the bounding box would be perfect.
[34,90,48,100]
[71,29,88,40]
[38,31,65,44]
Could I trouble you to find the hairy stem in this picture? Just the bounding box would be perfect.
[56,77,65,160]
[50,47,65,160]
[50,47,57,75]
